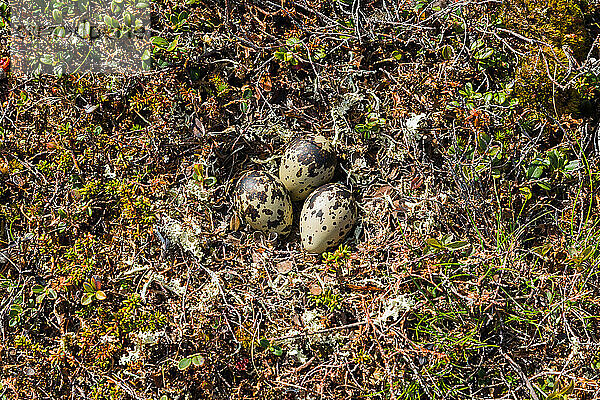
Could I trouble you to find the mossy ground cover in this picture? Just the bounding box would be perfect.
[1,0,600,399]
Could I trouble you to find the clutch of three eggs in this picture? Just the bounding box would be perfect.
[234,135,357,254]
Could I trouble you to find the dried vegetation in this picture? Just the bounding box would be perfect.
[1,0,600,399]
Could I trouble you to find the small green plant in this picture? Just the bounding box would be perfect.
[7,293,37,328]
[32,284,58,304]
[449,82,517,111]
[355,112,386,139]
[544,379,574,400]
[259,339,283,356]
[8,296,26,327]
[322,244,351,268]
[177,353,205,370]
[151,36,179,53]
[81,276,107,305]
[310,288,342,311]
[566,245,596,268]
[169,10,189,32]
[469,38,508,71]
[191,163,216,188]
[525,148,579,190]
[424,235,470,255]
[274,37,325,66]
[274,37,303,65]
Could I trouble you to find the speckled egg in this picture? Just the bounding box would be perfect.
[234,171,293,235]
[279,135,336,201]
[300,183,357,254]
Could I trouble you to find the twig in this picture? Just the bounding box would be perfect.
[500,348,541,400]
[269,320,367,341]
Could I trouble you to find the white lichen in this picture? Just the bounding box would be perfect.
[119,330,165,366]
[160,214,206,260]
[158,214,222,312]
[403,113,427,144]
[375,294,416,323]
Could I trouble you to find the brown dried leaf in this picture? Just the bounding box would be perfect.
[230,213,241,231]
[309,283,322,296]
[276,260,293,274]
[372,185,392,198]
[260,75,272,92]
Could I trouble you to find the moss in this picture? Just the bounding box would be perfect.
[505,0,591,114]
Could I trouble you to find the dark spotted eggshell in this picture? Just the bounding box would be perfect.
[279,135,336,201]
[234,171,293,235]
[300,183,357,254]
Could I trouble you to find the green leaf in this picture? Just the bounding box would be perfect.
[166,39,178,52]
[10,304,22,313]
[52,9,63,23]
[110,17,120,29]
[32,285,45,294]
[151,36,169,49]
[47,288,58,300]
[391,50,402,61]
[270,345,283,356]
[178,358,192,370]
[54,64,64,78]
[191,354,205,366]
[204,177,217,187]
[565,160,579,172]
[546,380,574,400]
[78,21,91,38]
[111,1,121,13]
[474,47,494,60]
[445,241,470,251]
[259,338,270,348]
[81,293,94,305]
[286,37,300,46]
[95,290,106,300]
[53,26,66,38]
[40,54,54,65]
[141,49,151,61]
[493,92,506,104]
[519,186,532,202]
[242,88,253,100]
[537,180,551,190]
[548,150,559,169]
[178,11,189,23]
[470,39,484,51]
[526,165,544,179]
[466,82,474,93]
[580,246,595,261]
[426,238,444,249]
[83,281,94,293]
[441,45,453,60]
[274,50,285,60]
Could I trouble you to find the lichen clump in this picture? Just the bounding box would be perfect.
[505,0,590,114]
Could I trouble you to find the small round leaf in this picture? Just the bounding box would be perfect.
[178,358,192,370]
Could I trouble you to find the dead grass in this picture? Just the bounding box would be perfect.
[1,0,600,399]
